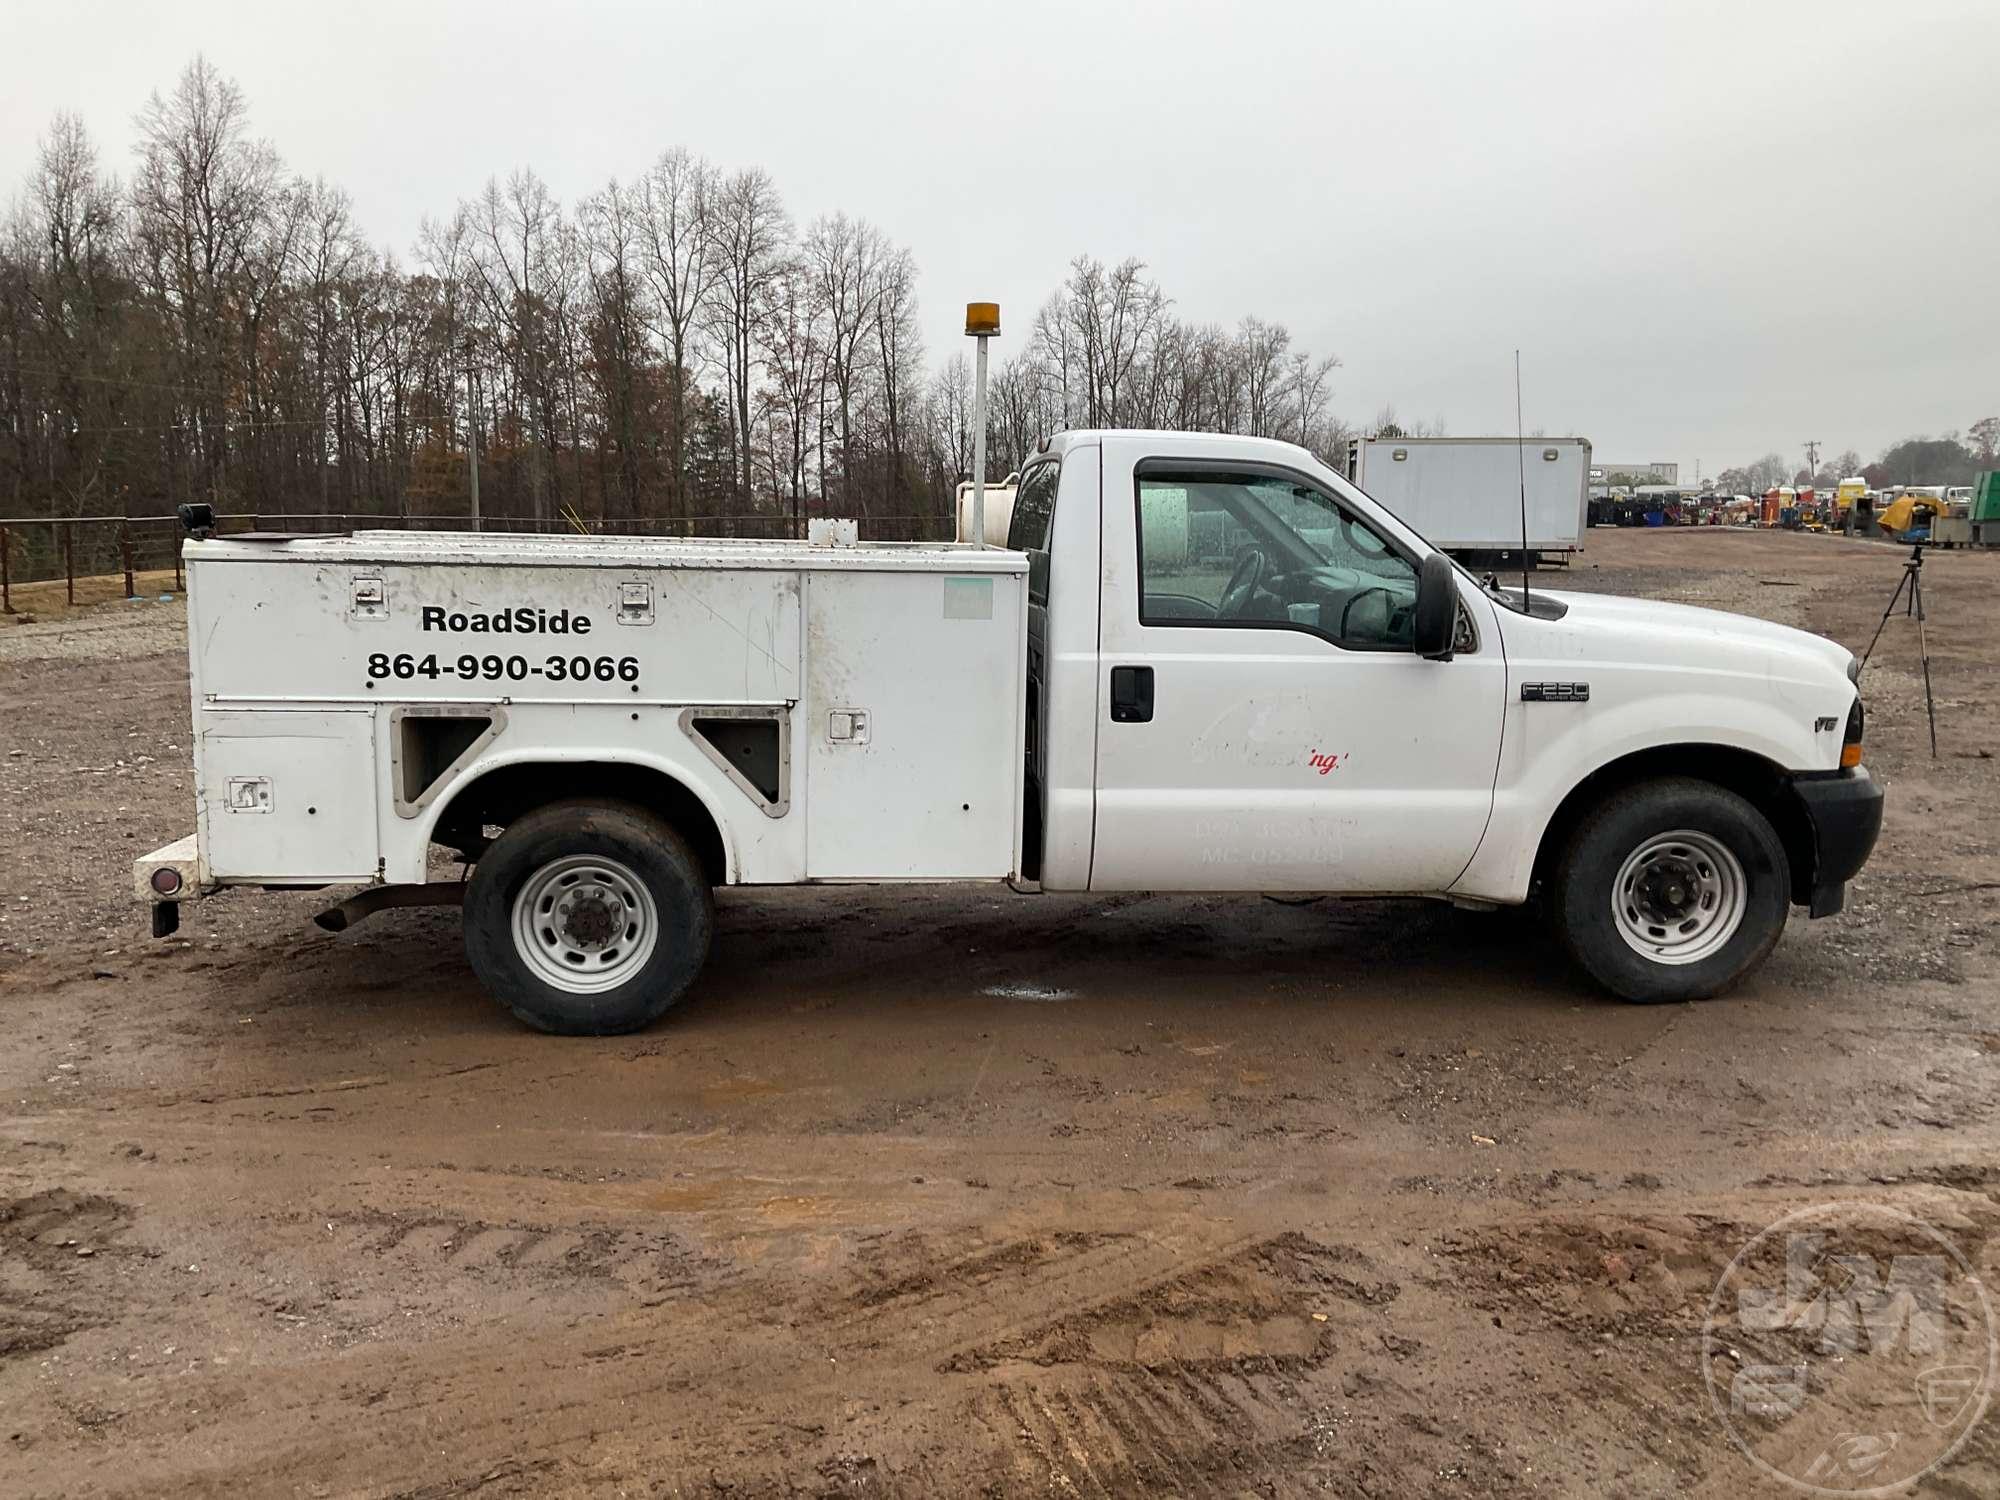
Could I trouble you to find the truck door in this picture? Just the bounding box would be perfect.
[1089,451,1505,893]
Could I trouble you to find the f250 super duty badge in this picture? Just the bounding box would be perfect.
[421,605,593,635]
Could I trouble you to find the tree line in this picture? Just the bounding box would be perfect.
[0,57,1350,537]
[1717,420,1998,498]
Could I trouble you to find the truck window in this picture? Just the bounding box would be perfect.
[1135,469,1419,650]
[1008,460,1059,606]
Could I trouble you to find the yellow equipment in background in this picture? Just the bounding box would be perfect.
[1877,492,1947,538]
[1831,477,1868,526]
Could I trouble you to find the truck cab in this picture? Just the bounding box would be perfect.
[1016,430,1878,1000]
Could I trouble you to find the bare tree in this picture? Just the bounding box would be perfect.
[704,167,788,507]
[1033,256,1170,426]
[463,170,570,520]
[18,113,129,514]
[1288,349,1340,451]
[291,179,364,508]
[927,352,973,490]
[578,178,654,516]
[130,55,287,503]
[638,149,713,516]
[756,253,826,530]
[1237,316,1292,438]
[804,213,887,510]
[872,245,920,506]
[1963,420,1997,466]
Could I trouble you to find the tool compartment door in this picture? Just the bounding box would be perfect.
[197,709,379,881]
[802,569,1025,879]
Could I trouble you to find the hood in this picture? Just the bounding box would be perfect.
[1516,588,1856,680]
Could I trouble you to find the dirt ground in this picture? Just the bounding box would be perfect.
[3,528,1999,1498]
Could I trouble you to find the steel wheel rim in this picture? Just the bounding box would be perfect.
[511,854,659,994]
[1611,828,1747,966]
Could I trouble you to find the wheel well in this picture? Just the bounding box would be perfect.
[432,761,728,884]
[1529,744,1816,906]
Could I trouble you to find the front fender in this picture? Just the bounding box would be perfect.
[1451,666,1850,904]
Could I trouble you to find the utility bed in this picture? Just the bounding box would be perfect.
[165,529,1029,891]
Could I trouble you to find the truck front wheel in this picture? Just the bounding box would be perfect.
[1552,777,1789,1003]
[464,800,713,1035]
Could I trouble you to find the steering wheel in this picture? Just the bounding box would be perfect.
[1217,546,1267,618]
[1340,513,1393,561]
[1340,585,1394,641]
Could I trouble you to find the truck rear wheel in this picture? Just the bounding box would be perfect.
[1552,777,1789,1003]
[464,800,712,1035]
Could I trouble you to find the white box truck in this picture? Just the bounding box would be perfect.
[139,430,1880,1034]
[1344,437,1592,562]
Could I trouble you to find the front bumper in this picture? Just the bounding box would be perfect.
[1790,767,1884,917]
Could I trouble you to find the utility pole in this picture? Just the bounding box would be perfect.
[1803,440,1820,485]
[464,339,481,533]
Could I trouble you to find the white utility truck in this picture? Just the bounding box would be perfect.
[138,430,1881,1034]
[1344,436,1592,563]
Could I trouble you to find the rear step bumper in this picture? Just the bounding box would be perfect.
[136,833,205,940]
[135,833,202,903]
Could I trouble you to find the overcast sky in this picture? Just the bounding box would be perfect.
[5,0,1995,479]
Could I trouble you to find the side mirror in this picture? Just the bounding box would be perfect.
[1413,551,1456,661]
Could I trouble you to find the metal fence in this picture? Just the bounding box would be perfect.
[0,509,956,612]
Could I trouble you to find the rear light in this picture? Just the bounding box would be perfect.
[150,867,184,896]
[1841,695,1864,768]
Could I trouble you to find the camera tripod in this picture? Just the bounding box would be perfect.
[1860,543,1938,758]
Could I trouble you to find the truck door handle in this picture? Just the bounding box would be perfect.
[1110,665,1154,723]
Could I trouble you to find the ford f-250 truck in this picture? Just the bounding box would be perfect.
[136,430,1882,1034]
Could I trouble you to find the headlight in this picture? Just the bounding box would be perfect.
[1846,654,1861,684]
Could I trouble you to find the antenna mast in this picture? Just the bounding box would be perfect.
[1515,350,1530,608]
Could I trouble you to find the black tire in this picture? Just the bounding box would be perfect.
[464,799,713,1035]
[1552,777,1789,1004]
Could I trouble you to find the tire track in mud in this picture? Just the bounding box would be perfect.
[920,1231,1403,1495]
[10,1221,1404,1495]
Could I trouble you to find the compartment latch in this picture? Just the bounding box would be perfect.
[226,776,274,813]
[350,576,387,620]
[617,581,654,625]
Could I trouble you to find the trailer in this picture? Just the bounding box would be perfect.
[1342,436,1591,563]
